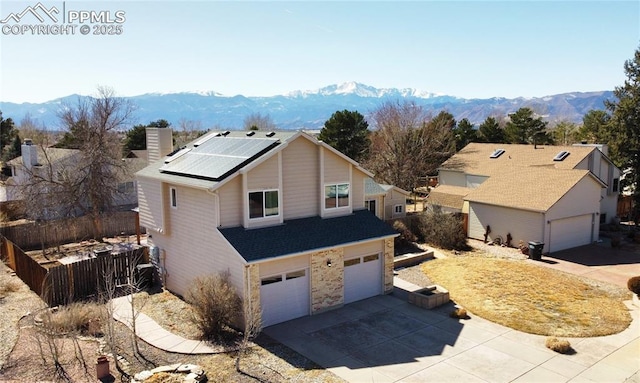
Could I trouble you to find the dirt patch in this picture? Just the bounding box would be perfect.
[0,272,344,383]
[0,262,46,370]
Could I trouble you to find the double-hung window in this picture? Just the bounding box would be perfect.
[325,183,349,209]
[249,190,279,219]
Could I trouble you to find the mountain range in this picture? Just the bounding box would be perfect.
[0,82,614,130]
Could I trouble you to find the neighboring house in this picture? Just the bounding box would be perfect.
[364,179,411,220]
[1,141,83,219]
[429,143,620,253]
[137,130,397,327]
[1,139,144,218]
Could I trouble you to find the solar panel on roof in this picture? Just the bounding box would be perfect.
[159,137,279,181]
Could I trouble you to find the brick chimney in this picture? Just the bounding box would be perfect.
[21,139,38,169]
[146,127,173,163]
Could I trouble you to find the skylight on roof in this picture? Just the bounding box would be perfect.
[489,149,505,159]
[553,151,570,161]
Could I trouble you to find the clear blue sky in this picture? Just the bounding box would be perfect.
[1,0,639,103]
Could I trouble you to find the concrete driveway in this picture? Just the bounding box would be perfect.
[537,242,640,288]
[264,292,640,382]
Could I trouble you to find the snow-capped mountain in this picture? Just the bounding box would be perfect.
[0,83,614,130]
[286,81,443,99]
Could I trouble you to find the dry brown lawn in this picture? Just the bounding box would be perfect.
[421,256,633,337]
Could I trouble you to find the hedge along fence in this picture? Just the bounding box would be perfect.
[0,211,144,251]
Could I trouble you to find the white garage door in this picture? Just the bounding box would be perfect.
[344,254,382,304]
[260,269,309,327]
[549,214,593,253]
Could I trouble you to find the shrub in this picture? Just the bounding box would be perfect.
[450,308,469,319]
[545,337,572,354]
[41,302,104,336]
[185,272,242,341]
[627,276,640,296]
[393,219,417,245]
[0,276,22,295]
[417,211,468,250]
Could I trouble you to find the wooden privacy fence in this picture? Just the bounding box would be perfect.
[0,211,143,251]
[1,235,48,297]
[1,235,148,306]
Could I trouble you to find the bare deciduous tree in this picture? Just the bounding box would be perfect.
[365,100,455,192]
[243,112,275,131]
[56,86,135,236]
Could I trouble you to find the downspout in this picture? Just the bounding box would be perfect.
[245,264,251,330]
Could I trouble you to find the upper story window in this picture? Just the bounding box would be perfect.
[170,187,177,208]
[249,190,279,219]
[325,183,349,209]
[612,178,620,193]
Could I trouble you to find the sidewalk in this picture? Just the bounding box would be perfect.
[111,295,219,354]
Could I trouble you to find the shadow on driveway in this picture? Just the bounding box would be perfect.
[548,243,640,267]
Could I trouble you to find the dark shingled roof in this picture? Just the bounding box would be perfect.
[219,209,398,262]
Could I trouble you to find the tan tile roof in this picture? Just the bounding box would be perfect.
[427,185,471,210]
[7,147,79,166]
[465,168,599,212]
[440,143,596,176]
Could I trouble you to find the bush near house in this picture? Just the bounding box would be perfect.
[417,210,468,250]
[628,276,640,296]
[185,272,242,341]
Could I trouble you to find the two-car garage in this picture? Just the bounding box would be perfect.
[259,251,384,327]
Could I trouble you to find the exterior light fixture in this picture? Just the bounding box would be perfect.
[327,259,332,267]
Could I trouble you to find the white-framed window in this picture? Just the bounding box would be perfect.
[325,183,349,209]
[170,187,177,208]
[394,204,403,214]
[365,199,376,214]
[249,190,279,219]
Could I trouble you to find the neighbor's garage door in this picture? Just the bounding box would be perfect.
[344,254,382,304]
[549,214,593,253]
[260,268,309,327]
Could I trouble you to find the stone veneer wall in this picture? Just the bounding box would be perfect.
[244,264,261,328]
[384,238,395,293]
[310,248,344,313]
